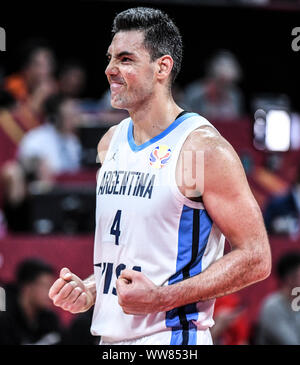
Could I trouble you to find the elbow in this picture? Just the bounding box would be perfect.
[254,249,272,282]
[258,260,272,281]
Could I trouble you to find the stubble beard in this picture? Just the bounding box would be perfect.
[111,84,154,112]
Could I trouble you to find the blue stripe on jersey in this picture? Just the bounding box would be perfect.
[190,209,213,277]
[166,205,213,345]
[168,323,198,345]
[127,112,199,152]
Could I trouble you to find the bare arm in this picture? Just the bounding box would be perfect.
[159,127,271,307]
[116,127,271,314]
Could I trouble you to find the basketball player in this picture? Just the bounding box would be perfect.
[48,7,271,345]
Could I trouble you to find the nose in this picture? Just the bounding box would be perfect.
[105,59,118,78]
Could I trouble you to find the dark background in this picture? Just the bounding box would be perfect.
[0,0,300,114]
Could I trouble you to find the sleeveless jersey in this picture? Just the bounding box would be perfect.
[91,112,225,344]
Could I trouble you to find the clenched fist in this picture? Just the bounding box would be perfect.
[48,268,95,314]
[116,269,168,315]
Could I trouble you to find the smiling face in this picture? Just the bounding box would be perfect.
[105,30,157,111]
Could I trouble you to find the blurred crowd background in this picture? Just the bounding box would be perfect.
[0,0,300,345]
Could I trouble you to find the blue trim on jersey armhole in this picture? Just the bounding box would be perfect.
[127,112,199,152]
[166,205,213,345]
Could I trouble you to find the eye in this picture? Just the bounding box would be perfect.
[121,57,132,63]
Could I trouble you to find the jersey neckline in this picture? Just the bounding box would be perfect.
[127,112,198,152]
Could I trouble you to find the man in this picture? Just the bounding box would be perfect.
[183,50,244,120]
[4,39,56,103]
[18,94,82,176]
[263,167,300,236]
[0,258,62,345]
[49,7,271,345]
[4,39,57,134]
[256,251,300,345]
[1,94,82,232]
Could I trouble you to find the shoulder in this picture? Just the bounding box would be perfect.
[97,124,118,151]
[19,124,51,152]
[182,124,239,166]
[23,124,53,140]
[180,123,251,199]
[261,292,286,315]
[97,124,119,164]
[97,117,131,153]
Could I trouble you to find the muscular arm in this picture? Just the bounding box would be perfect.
[161,127,271,307]
[117,126,271,314]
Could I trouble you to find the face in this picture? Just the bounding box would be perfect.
[26,49,55,85]
[28,273,54,309]
[105,30,156,111]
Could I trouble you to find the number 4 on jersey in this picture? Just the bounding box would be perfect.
[110,210,122,245]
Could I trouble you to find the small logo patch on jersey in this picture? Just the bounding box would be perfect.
[149,145,172,169]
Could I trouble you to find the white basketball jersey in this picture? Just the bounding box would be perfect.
[91,112,225,344]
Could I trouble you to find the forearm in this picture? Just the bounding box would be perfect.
[83,274,97,305]
[157,246,270,312]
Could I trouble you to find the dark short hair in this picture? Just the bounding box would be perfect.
[18,38,54,71]
[276,251,300,281]
[16,258,54,287]
[112,7,183,84]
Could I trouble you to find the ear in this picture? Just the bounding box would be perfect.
[156,55,174,82]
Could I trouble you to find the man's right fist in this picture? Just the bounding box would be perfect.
[48,268,94,314]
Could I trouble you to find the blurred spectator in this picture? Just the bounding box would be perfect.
[4,39,56,102]
[255,251,300,345]
[61,308,99,345]
[4,39,57,133]
[1,94,82,232]
[18,94,82,176]
[263,167,300,236]
[0,258,62,345]
[211,293,250,345]
[0,90,19,167]
[0,90,28,231]
[183,50,244,120]
[58,60,86,98]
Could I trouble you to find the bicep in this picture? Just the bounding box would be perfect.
[202,140,267,250]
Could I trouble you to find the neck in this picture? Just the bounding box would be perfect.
[128,89,183,146]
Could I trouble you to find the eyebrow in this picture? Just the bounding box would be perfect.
[106,51,135,59]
